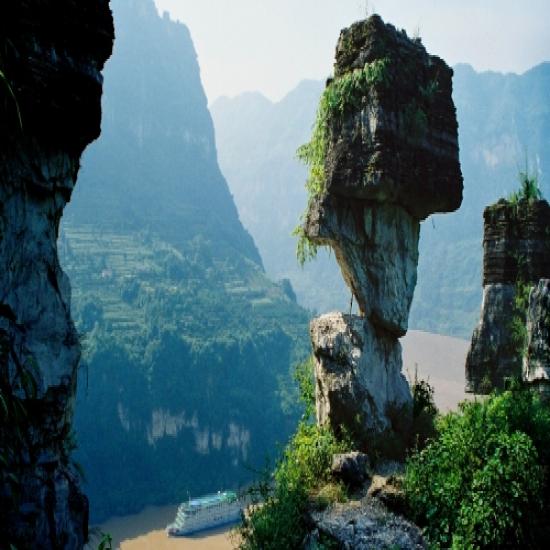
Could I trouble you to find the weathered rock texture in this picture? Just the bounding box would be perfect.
[523,279,550,392]
[311,313,411,436]
[307,202,420,335]
[331,452,370,488]
[0,2,113,547]
[466,199,550,393]
[306,498,426,550]
[326,16,462,220]
[306,15,462,437]
[482,199,550,286]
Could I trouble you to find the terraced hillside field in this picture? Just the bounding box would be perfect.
[60,221,310,522]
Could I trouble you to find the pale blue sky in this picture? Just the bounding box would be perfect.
[153,0,550,103]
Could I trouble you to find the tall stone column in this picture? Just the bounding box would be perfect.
[300,15,463,442]
[466,199,550,393]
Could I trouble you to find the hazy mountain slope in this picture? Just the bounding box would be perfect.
[211,62,550,336]
[65,0,260,266]
[61,0,309,522]
[212,81,350,314]
[411,62,550,336]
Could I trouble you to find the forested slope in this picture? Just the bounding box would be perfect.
[61,0,309,521]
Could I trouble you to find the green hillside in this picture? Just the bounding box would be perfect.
[61,0,309,522]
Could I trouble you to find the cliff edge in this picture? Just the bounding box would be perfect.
[0,2,113,547]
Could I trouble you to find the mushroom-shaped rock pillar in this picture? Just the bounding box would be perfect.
[301,15,463,440]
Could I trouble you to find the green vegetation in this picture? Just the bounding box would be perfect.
[405,386,550,549]
[238,423,349,549]
[60,224,310,522]
[402,100,428,143]
[508,169,542,204]
[238,357,351,549]
[294,58,390,265]
[409,369,438,449]
[293,355,316,420]
[509,280,532,364]
[97,533,113,550]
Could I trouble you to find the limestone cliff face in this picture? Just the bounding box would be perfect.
[0,2,113,547]
[305,16,462,438]
[466,199,550,393]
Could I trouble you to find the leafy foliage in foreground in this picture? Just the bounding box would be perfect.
[405,386,550,549]
[239,358,351,549]
[239,422,349,550]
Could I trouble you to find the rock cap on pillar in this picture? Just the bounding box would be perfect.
[307,14,463,224]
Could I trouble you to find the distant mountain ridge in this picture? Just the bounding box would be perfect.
[211,79,348,314]
[62,0,309,522]
[66,0,261,267]
[211,61,550,336]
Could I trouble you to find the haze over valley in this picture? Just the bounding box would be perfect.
[2,1,550,548]
[65,0,550,526]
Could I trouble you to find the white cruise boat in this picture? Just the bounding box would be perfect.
[166,491,242,536]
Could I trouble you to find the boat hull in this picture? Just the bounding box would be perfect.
[167,511,241,536]
[166,496,242,537]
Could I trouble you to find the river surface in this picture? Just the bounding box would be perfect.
[90,504,236,550]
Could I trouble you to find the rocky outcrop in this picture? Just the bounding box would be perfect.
[324,16,462,221]
[331,452,370,488]
[306,498,426,549]
[466,199,550,393]
[482,200,550,286]
[523,279,550,392]
[311,313,411,436]
[0,2,113,547]
[305,15,462,439]
[465,284,519,393]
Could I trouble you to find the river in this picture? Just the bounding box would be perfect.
[89,504,236,550]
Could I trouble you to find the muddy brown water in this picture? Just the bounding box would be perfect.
[90,504,237,549]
